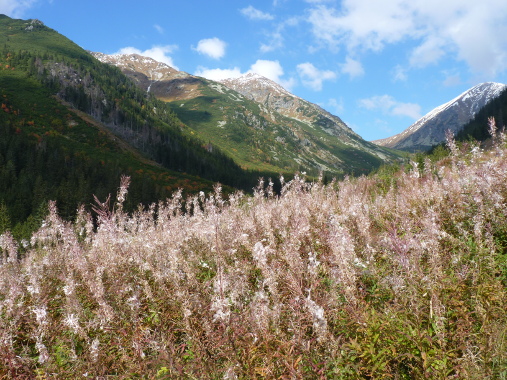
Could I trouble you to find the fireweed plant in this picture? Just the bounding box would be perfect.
[1,120,507,379]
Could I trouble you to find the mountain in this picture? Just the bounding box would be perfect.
[220,73,352,143]
[0,15,254,235]
[373,82,507,151]
[90,52,195,101]
[93,53,401,176]
[455,85,507,143]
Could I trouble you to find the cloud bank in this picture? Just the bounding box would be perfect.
[306,0,507,76]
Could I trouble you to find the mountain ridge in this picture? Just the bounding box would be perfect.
[373,82,507,151]
[93,52,401,176]
[0,14,252,233]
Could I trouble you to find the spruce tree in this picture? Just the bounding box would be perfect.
[0,201,11,234]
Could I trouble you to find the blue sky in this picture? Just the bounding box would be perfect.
[3,0,507,141]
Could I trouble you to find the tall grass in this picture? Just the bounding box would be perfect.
[1,128,507,379]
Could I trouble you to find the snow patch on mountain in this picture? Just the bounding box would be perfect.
[373,82,507,150]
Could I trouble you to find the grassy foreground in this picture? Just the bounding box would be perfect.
[1,131,507,379]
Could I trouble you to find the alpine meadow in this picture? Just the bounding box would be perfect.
[2,9,507,380]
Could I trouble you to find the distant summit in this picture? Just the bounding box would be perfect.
[373,82,507,151]
[219,73,356,142]
[91,52,183,80]
[220,73,294,101]
[95,52,402,176]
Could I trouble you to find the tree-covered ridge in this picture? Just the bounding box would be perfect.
[0,14,281,236]
[0,41,259,189]
[0,69,217,238]
[456,86,507,142]
[0,16,221,236]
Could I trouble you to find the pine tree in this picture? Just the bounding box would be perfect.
[0,201,11,234]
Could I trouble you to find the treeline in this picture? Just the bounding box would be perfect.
[8,49,271,190]
[0,119,174,240]
[456,87,507,141]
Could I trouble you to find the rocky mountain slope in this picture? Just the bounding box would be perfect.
[373,82,507,151]
[93,53,401,176]
[90,52,200,102]
[220,73,352,142]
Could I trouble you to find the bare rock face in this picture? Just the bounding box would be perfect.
[220,73,354,140]
[373,82,507,151]
[90,52,203,102]
[91,52,181,80]
[25,19,45,31]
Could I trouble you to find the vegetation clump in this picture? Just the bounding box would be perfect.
[1,129,507,379]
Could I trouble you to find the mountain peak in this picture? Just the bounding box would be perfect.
[373,82,507,151]
[220,72,293,100]
[91,52,188,81]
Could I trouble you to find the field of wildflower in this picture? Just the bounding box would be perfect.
[1,127,507,379]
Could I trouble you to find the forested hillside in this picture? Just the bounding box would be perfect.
[0,15,271,235]
[456,87,507,142]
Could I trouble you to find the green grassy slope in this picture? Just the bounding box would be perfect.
[169,80,392,177]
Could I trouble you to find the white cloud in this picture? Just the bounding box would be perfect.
[260,31,284,53]
[307,3,415,52]
[153,24,164,34]
[250,60,284,81]
[359,95,421,120]
[306,0,507,76]
[240,5,274,21]
[194,67,243,81]
[114,45,179,70]
[249,59,296,90]
[195,59,295,90]
[328,98,345,114]
[194,37,227,60]
[259,17,299,53]
[392,65,408,82]
[0,0,38,17]
[297,62,336,91]
[340,56,364,79]
[409,36,446,68]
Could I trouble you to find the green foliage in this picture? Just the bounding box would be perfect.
[0,201,11,234]
[169,78,398,178]
[456,87,507,142]
[427,143,450,161]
